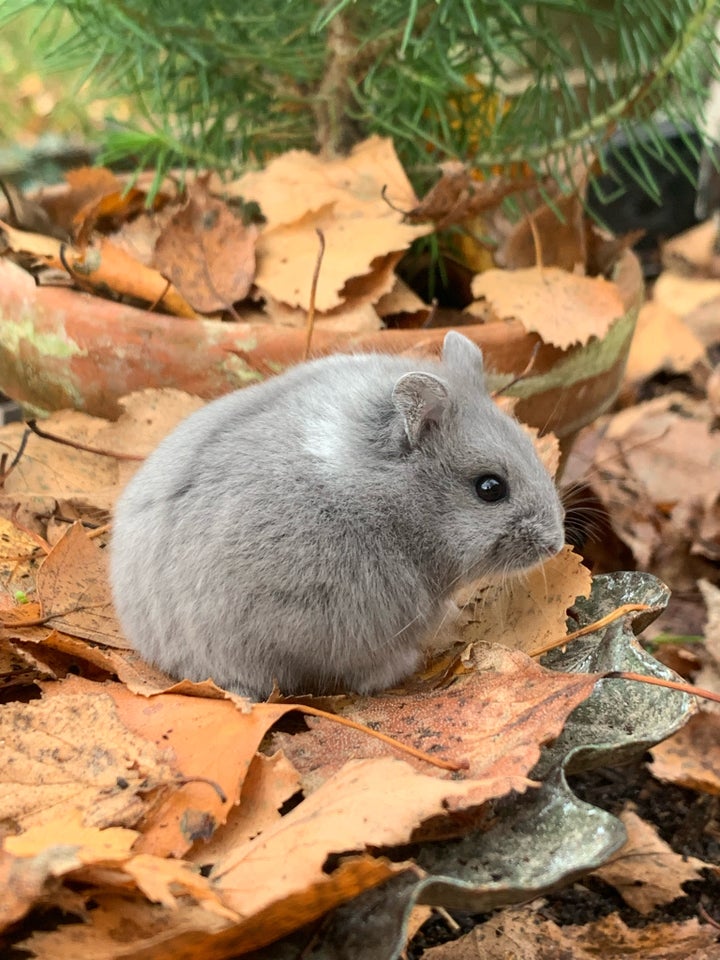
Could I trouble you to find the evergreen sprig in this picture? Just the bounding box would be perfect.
[3,0,720,194]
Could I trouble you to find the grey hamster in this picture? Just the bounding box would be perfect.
[110,331,565,700]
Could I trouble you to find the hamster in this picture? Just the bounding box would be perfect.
[110,331,565,700]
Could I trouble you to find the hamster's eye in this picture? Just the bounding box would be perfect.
[475,474,508,503]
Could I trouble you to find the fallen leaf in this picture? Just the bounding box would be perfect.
[663,218,720,278]
[0,689,174,832]
[653,271,720,341]
[35,523,123,647]
[154,180,258,312]
[272,646,598,794]
[470,266,626,349]
[592,807,709,913]
[421,909,720,959]
[15,891,230,960]
[624,301,706,384]
[229,136,430,312]
[123,853,237,918]
[5,811,138,862]
[650,711,720,795]
[497,190,586,272]
[405,162,524,231]
[695,579,720,704]
[41,675,298,859]
[590,394,720,569]
[0,848,60,930]
[188,751,302,865]
[211,757,523,914]
[457,546,592,656]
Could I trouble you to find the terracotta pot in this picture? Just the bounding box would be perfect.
[0,250,642,438]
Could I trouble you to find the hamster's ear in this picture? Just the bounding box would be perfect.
[392,372,449,447]
[442,331,485,387]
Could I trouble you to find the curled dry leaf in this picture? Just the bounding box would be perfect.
[590,393,720,569]
[403,162,525,231]
[470,266,625,349]
[154,180,258,313]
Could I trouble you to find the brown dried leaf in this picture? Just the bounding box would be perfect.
[35,523,123,647]
[230,136,430,312]
[404,162,525,231]
[211,757,529,914]
[694,580,720,703]
[228,135,419,229]
[6,811,138,862]
[592,807,709,913]
[496,191,586,272]
[653,271,720,345]
[42,675,298,859]
[272,646,597,793]
[422,909,720,960]
[625,301,706,384]
[471,266,625,349]
[0,516,44,586]
[0,689,173,833]
[0,179,69,240]
[188,751,302,865]
[15,891,229,960]
[254,204,418,312]
[591,394,720,568]
[262,290,383,334]
[154,180,258,312]
[0,848,60,931]
[457,546,592,656]
[662,218,720,278]
[650,711,720,795]
[0,389,203,519]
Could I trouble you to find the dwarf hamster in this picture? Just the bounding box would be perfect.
[110,331,565,699]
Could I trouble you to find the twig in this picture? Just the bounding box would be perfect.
[172,775,227,804]
[147,277,172,313]
[532,603,653,658]
[87,523,111,540]
[0,427,30,485]
[380,183,410,216]
[0,601,108,629]
[303,228,325,362]
[605,671,720,706]
[492,342,541,398]
[25,420,145,461]
[224,346,277,378]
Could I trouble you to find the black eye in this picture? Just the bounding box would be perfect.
[475,474,508,503]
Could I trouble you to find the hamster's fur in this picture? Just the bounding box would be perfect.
[110,332,565,699]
